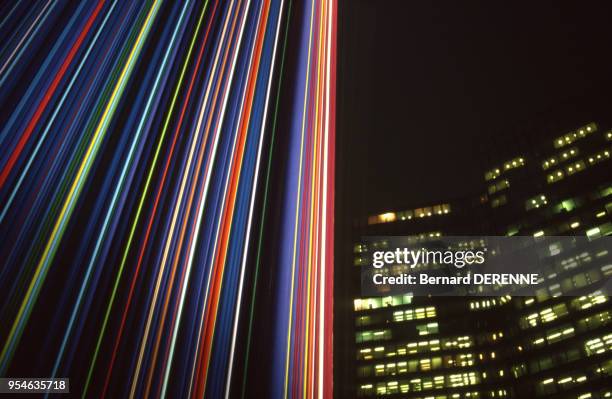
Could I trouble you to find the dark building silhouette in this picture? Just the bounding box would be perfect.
[344,120,612,398]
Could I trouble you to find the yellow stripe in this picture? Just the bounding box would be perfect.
[1,0,162,365]
[284,0,316,395]
[303,3,328,395]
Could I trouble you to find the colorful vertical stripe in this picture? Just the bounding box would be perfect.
[0,0,335,398]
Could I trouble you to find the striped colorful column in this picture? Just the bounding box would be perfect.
[0,0,335,398]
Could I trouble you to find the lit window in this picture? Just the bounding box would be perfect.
[587,148,611,167]
[557,199,576,212]
[488,179,510,194]
[416,322,439,336]
[553,123,597,148]
[379,212,396,223]
[586,227,601,240]
[547,170,565,183]
[526,194,548,210]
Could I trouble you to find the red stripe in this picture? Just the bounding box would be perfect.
[99,3,219,395]
[0,0,106,189]
[325,2,337,396]
[192,2,248,396]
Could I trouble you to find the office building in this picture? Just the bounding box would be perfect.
[348,121,612,398]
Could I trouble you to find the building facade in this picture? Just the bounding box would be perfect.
[349,121,612,398]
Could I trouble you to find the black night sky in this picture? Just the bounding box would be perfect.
[338,1,612,218]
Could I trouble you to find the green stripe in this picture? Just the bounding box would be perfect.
[241,2,293,397]
[81,2,210,396]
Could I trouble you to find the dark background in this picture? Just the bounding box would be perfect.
[334,2,612,397]
[339,1,612,217]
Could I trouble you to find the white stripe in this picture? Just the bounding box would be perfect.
[159,0,252,396]
[0,0,55,78]
[319,1,333,397]
[224,1,285,397]
[129,0,240,395]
